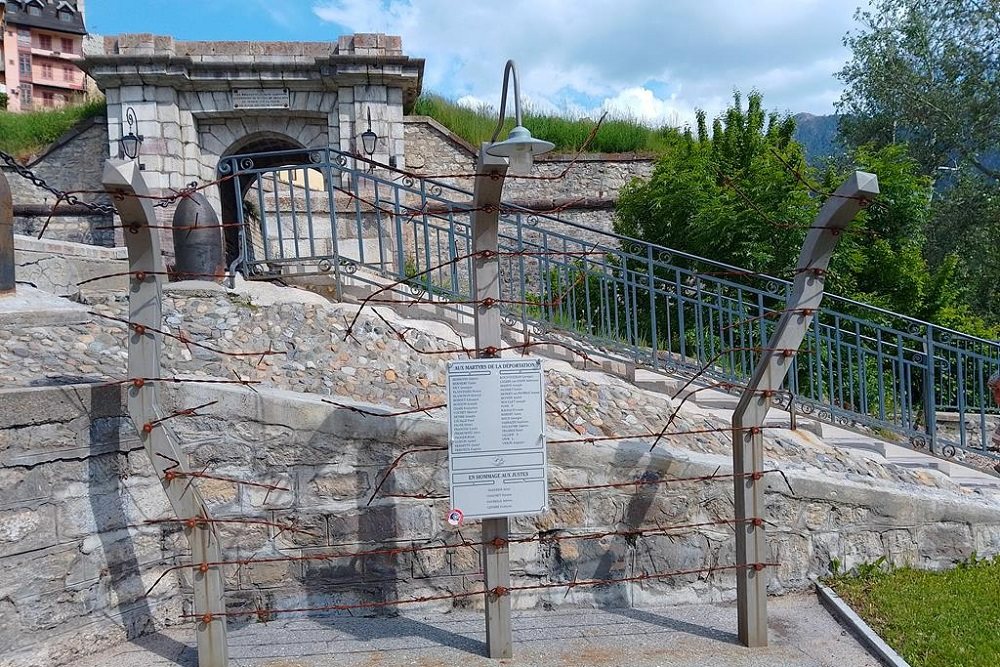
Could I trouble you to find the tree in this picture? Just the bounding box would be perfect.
[837,0,1000,325]
[616,91,812,277]
[614,92,981,329]
[837,0,1000,183]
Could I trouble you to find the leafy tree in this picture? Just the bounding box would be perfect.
[926,173,1000,328]
[614,93,980,329]
[616,91,812,276]
[837,0,1000,326]
[836,0,1000,182]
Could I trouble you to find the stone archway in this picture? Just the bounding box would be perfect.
[218,132,312,269]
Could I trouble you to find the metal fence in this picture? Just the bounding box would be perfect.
[217,147,1000,460]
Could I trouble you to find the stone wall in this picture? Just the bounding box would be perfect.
[0,383,184,667]
[3,376,999,667]
[13,235,128,298]
[403,116,655,235]
[2,117,115,247]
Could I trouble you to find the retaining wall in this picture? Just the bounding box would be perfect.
[3,379,999,667]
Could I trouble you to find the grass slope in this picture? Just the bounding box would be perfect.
[828,557,1000,667]
[412,94,677,154]
[0,99,106,159]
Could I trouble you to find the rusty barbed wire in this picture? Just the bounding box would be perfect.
[101,376,261,389]
[145,516,317,537]
[148,515,764,597]
[178,560,775,623]
[354,111,610,183]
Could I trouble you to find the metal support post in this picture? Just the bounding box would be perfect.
[733,171,879,647]
[0,172,14,295]
[472,144,513,659]
[103,160,229,667]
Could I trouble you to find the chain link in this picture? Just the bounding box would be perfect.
[0,149,195,213]
[0,148,116,214]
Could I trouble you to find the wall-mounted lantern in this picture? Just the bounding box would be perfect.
[360,108,378,171]
[118,106,144,160]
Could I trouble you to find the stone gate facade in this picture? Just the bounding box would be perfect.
[80,33,423,216]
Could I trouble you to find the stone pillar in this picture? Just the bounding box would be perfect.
[335,34,407,170]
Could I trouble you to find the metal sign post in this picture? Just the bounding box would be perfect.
[733,171,879,647]
[470,144,514,659]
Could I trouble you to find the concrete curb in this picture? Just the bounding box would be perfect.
[815,582,911,667]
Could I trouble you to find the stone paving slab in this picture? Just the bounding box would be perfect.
[75,593,879,667]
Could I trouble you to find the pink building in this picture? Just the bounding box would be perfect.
[1,0,87,112]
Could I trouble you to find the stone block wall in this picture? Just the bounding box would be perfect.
[13,234,129,298]
[0,384,184,667]
[2,118,115,247]
[403,116,655,236]
[3,376,999,666]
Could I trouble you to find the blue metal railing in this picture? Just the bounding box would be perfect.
[218,147,1000,461]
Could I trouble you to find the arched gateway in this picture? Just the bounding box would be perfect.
[81,33,424,259]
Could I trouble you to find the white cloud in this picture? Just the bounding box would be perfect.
[313,0,870,120]
[599,87,689,127]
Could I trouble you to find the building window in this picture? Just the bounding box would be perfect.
[18,29,31,46]
[20,84,33,108]
[40,35,52,51]
[63,66,73,82]
[61,38,74,54]
[19,54,31,76]
[58,10,73,22]
[42,91,55,108]
[42,64,53,79]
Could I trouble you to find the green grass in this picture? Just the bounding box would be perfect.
[412,94,678,154]
[0,98,106,159]
[826,556,1000,667]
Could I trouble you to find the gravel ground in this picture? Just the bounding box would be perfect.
[75,592,879,667]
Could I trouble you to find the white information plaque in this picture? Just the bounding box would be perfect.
[447,358,548,520]
[233,88,290,109]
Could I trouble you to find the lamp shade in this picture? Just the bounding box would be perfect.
[120,132,142,160]
[361,129,378,156]
[485,125,554,176]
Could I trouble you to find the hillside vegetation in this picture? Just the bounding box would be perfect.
[0,99,106,160]
[412,94,678,154]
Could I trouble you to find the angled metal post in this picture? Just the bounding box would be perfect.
[0,171,14,295]
[733,171,879,647]
[103,160,229,667]
[472,144,513,659]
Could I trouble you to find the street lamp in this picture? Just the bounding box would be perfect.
[119,106,143,160]
[468,60,553,661]
[484,60,554,175]
[360,108,378,171]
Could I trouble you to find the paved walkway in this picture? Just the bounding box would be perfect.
[78,593,879,667]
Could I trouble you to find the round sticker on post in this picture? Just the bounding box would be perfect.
[447,509,464,527]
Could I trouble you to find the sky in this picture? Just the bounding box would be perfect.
[86,0,870,127]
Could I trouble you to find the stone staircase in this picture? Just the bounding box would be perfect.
[285,264,1000,495]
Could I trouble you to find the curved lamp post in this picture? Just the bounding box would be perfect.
[470,60,552,660]
[484,60,554,175]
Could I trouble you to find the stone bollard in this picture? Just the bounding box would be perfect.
[172,192,224,282]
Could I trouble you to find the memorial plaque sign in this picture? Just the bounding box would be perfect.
[447,358,547,520]
[233,88,290,109]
